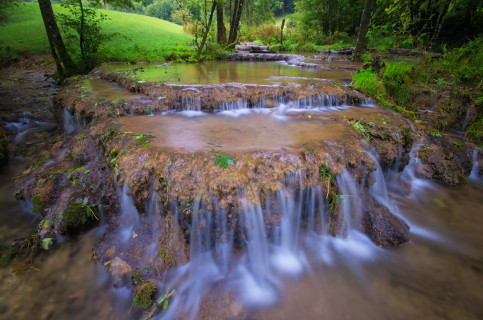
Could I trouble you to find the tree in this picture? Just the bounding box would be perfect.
[38,0,79,79]
[145,0,177,21]
[57,0,115,71]
[352,0,376,61]
[197,0,217,56]
[228,0,244,44]
[430,0,451,48]
[217,0,226,44]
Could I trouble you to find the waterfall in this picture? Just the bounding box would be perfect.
[117,183,140,243]
[469,148,481,181]
[63,108,78,133]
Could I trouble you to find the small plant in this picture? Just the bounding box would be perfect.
[319,161,335,198]
[452,141,463,148]
[328,194,351,212]
[349,119,371,141]
[136,134,152,144]
[41,238,53,250]
[208,149,236,169]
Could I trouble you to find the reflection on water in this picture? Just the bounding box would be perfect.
[82,79,145,100]
[100,61,357,85]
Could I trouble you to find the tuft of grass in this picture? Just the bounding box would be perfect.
[382,62,412,106]
[352,70,387,101]
[465,119,483,147]
[0,3,192,63]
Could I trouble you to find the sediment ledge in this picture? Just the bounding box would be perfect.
[11,71,479,306]
[93,71,365,113]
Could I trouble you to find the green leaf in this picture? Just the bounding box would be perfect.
[42,238,53,250]
[214,158,221,165]
[162,300,168,311]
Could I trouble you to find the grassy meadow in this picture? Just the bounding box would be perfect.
[0,2,193,63]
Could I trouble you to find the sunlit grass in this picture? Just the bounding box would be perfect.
[0,2,193,62]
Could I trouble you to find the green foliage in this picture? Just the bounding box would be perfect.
[293,0,362,43]
[41,238,53,250]
[352,70,387,101]
[465,119,483,147]
[0,3,192,62]
[62,197,99,228]
[210,149,236,169]
[145,0,176,22]
[349,119,371,141]
[382,62,412,106]
[135,134,152,144]
[328,194,351,213]
[57,0,119,71]
[319,161,335,198]
[441,37,483,83]
[0,0,17,23]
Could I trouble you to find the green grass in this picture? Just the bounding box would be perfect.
[352,69,387,101]
[0,2,193,63]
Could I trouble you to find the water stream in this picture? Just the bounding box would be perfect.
[1,60,482,320]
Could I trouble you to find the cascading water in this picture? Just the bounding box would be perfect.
[137,171,389,319]
[63,108,78,133]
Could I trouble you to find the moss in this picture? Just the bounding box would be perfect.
[133,281,157,309]
[158,215,178,269]
[465,119,483,147]
[31,196,45,214]
[62,201,98,228]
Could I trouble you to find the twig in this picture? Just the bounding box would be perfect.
[142,289,175,320]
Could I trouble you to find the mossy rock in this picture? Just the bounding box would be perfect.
[63,200,98,228]
[31,196,45,214]
[133,281,157,309]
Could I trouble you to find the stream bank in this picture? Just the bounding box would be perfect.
[2,55,482,319]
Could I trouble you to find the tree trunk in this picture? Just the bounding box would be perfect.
[217,1,226,44]
[197,0,216,57]
[352,0,376,61]
[38,0,78,77]
[280,18,285,46]
[228,0,244,44]
[79,0,86,65]
[430,0,451,48]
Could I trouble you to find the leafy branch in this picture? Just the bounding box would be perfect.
[208,149,236,169]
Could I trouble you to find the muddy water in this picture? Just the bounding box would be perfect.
[100,61,356,85]
[119,112,351,152]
